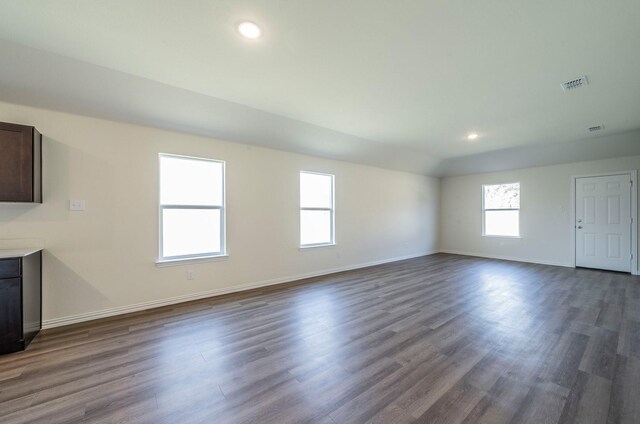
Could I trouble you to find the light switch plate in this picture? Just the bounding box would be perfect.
[69,199,86,211]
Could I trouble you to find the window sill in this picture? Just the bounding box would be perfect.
[155,254,229,267]
[299,243,336,250]
[481,235,522,239]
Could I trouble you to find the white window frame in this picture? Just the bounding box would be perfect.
[300,171,335,248]
[158,153,226,262]
[482,182,521,238]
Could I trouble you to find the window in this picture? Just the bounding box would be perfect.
[482,182,520,237]
[300,171,335,247]
[159,154,225,261]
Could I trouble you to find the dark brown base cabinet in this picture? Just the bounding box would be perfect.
[0,250,42,355]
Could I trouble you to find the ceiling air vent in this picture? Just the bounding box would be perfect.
[588,125,604,132]
[561,75,589,91]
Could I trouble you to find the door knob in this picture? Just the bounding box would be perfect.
[577,225,583,229]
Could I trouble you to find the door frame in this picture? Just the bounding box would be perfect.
[570,170,638,275]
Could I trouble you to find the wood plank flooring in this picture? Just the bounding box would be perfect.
[0,253,639,423]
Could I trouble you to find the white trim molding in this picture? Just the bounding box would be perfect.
[43,250,439,329]
[439,249,572,268]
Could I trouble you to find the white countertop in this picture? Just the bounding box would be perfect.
[0,248,43,259]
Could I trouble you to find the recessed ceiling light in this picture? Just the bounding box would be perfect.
[238,21,262,39]
[467,133,479,140]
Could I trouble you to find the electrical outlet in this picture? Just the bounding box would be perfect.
[187,270,195,280]
[69,199,86,211]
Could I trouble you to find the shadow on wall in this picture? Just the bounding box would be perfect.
[0,238,44,250]
[42,136,70,220]
[0,203,38,222]
[43,251,109,321]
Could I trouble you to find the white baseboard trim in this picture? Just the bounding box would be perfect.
[439,249,572,268]
[43,250,439,329]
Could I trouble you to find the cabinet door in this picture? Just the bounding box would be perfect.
[0,278,22,348]
[0,122,34,202]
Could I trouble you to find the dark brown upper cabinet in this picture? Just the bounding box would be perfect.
[0,121,42,203]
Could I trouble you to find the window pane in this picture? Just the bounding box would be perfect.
[301,210,332,245]
[300,172,333,208]
[484,183,520,209]
[484,210,519,237]
[160,156,223,206]
[162,209,221,257]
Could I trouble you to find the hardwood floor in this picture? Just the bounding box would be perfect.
[0,253,639,423]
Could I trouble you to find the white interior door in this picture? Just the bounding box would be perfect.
[575,174,632,272]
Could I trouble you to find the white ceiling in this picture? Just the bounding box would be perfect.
[0,0,639,175]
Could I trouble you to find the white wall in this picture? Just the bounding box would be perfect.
[440,155,640,269]
[0,101,440,326]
